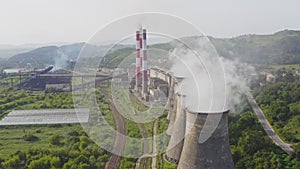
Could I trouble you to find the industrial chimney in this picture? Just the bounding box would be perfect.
[135,30,142,90]
[142,29,148,99]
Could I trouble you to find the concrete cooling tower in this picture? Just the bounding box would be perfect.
[177,110,234,169]
[165,93,186,163]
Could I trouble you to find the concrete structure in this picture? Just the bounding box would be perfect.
[141,29,148,100]
[131,27,234,168]
[0,108,90,126]
[46,83,65,89]
[2,68,26,74]
[266,73,276,83]
[178,110,234,169]
[134,28,150,100]
[146,68,234,168]
[18,73,116,91]
[165,96,186,163]
[135,30,142,90]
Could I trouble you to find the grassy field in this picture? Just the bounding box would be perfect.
[0,124,83,158]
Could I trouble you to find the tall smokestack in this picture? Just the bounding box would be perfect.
[142,29,148,98]
[135,30,142,89]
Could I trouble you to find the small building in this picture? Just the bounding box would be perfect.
[46,84,65,89]
[3,68,26,74]
[266,73,276,83]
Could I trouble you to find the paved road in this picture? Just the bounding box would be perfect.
[246,93,293,154]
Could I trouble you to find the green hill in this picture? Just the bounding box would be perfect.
[3,30,300,69]
[210,30,300,64]
[101,30,300,67]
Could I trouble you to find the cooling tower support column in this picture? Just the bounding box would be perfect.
[177,110,234,169]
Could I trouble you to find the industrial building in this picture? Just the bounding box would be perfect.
[0,108,89,126]
[132,27,234,169]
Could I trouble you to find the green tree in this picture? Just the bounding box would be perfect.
[1,156,20,169]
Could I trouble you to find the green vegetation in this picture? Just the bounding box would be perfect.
[156,154,177,169]
[260,64,300,73]
[0,124,112,169]
[156,112,169,135]
[100,47,135,68]
[229,111,300,169]
[23,133,39,142]
[2,32,300,168]
[211,30,300,65]
[0,78,75,119]
[139,157,152,169]
[0,78,116,168]
[254,80,300,143]
[120,157,137,168]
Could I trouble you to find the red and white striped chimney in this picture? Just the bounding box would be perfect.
[142,29,148,95]
[135,30,142,88]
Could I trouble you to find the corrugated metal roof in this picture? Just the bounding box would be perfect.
[0,108,89,125]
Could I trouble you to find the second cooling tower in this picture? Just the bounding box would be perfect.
[177,110,234,169]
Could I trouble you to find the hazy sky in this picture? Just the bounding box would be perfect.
[0,0,299,45]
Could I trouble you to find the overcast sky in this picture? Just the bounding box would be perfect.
[0,0,299,45]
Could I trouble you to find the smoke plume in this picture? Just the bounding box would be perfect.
[54,48,69,70]
[168,36,255,113]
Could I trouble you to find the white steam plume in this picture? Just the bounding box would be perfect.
[169,36,255,113]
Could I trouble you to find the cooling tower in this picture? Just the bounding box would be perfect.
[165,93,186,163]
[166,80,177,135]
[177,110,234,169]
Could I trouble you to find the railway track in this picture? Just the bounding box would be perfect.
[102,89,127,169]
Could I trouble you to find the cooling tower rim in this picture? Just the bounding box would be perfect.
[175,76,184,81]
[185,109,230,115]
[175,92,186,97]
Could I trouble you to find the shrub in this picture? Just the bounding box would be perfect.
[49,134,63,146]
[23,134,39,142]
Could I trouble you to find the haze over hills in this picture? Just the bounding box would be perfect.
[2,30,300,69]
[3,43,105,68]
[102,30,300,67]
[211,30,300,64]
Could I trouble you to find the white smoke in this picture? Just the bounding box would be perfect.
[54,48,69,70]
[220,57,256,113]
[168,37,255,113]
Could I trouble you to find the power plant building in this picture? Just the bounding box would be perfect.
[132,28,234,169]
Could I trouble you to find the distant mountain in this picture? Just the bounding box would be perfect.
[0,42,70,59]
[210,30,300,64]
[3,30,300,69]
[3,42,134,69]
[0,48,34,59]
[7,46,59,66]
[4,43,104,68]
[100,30,300,67]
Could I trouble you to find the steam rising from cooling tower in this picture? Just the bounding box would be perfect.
[72,13,254,163]
[169,37,255,113]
